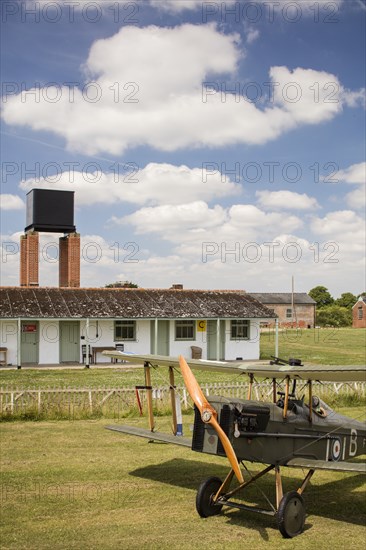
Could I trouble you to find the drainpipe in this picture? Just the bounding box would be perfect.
[216,318,220,360]
[85,318,90,368]
[275,317,279,358]
[154,318,158,355]
[17,318,21,369]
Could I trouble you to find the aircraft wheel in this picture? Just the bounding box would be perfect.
[277,491,306,538]
[196,477,223,518]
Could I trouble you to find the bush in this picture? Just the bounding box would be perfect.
[316,305,352,327]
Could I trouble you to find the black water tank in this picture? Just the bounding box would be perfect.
[25,189,76,233]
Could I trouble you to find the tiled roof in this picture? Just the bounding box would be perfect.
[249,293,316,305]
[0,287,276,319]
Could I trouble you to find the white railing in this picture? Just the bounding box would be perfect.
[0,381,364,417]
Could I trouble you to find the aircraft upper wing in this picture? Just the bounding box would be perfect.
[102,351,366,382]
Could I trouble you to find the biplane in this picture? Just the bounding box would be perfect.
[103,351,366,538]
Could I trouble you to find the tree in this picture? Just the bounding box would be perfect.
[335,292,357,310]
[309,286,334,309]
[105,281,138,288]
[316,305,352,327]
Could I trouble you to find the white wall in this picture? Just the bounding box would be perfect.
[224,320,261,360]
[79,319,151,363]
[168,319,261,361]
[0,318,262,366]
[169,322,210,359]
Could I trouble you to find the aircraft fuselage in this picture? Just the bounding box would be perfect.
[192,396,366,466]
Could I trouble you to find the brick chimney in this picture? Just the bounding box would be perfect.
[20,231,39,287]
[59,233,80,287]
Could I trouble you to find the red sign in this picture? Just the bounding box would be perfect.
[22,324,37,333]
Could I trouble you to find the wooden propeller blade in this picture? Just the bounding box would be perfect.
[179,355,244,484]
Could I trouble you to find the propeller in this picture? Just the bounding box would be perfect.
[179,355,244,484]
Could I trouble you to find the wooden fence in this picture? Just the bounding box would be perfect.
[0,381,364,418]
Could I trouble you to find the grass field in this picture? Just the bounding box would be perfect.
[260,327,366,365]
[1,408,365,550]
[0,328,365,391]
[1,329,365,549]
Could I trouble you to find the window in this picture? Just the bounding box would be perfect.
[358,307,363,320]
[175,320,195,340]
[231,320,249,340]
[115,320,136,341]
[286,308,293,319]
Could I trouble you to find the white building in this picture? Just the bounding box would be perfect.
[0,287,276,367]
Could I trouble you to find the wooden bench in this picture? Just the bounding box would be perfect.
[0,347,8,366]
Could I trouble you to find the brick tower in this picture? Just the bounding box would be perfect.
[20,231,39,287]
[59,233,81,287]
[20,189,80,288]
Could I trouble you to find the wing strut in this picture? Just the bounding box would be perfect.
[144,362,154,432]
[169,366,178,435]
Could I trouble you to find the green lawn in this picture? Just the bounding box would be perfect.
[1,408,365,550]
[260,327,366,365]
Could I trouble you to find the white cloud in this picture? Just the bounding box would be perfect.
[2,24,363,155]
[227,204,302,233]
[117,201,303,245]
[334,162,366,210]
[118,202,227,233]
[336,162,366,185]
[0,194,25,210]
[345,187,366,210]
[245,28,260,45]
[311,210,365,243]
[85,23,241,100]
[270,66,343,125]
[19,163,241,206]
[273,233,311,250]
[256,190,319,210]
[342,89,366,109]
[149,0,217,12]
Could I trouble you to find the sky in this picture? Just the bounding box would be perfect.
[0,0,365,296]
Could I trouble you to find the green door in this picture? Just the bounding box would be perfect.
[60,322,80,363]
[150,320,170,355]
[21,322,39,363]
[207,320,226,360]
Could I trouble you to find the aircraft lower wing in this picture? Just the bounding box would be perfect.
[286,457,366,474]
[105,424,192,447]
[105,425,366,473]
[102,351,366,382]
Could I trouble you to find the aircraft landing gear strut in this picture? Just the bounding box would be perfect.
[195,464,314,538]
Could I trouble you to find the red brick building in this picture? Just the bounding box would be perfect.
[352,297,366,328]
[249,293,316,328]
